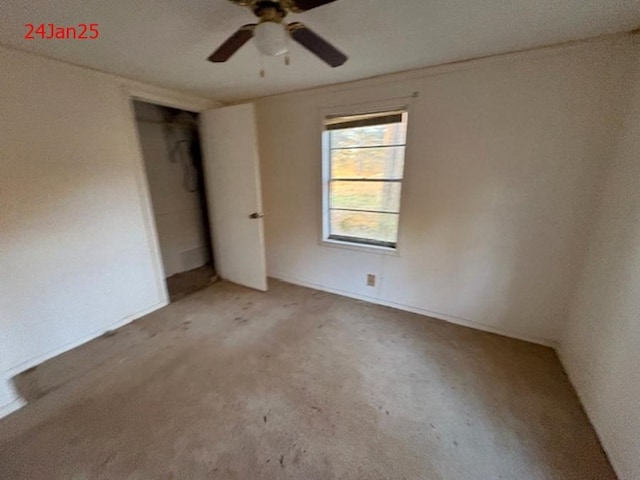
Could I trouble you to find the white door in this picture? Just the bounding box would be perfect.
[200,103,267,291]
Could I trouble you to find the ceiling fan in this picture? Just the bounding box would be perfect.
[208,0,347,67]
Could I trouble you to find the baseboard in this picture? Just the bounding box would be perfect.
[555,347,622,479]
[0,396,27,419]
[4,300,168,379]
[270,272,557,348]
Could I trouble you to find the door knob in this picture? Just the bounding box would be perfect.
[249,212,264,219]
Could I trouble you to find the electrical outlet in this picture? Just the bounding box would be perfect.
[367,274,376,287]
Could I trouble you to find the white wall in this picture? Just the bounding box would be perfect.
[559,46,640,480]
[0,46,214,417]
[256,37,633,346]
[134,102,210,277]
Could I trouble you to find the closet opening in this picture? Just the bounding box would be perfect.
[133,100,216,301]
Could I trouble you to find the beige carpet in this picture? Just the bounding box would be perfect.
[0,280,615,479]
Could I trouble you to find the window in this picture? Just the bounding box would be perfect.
[322,109,408,249]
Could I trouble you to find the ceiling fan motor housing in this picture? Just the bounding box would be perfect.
[253,1,288,20]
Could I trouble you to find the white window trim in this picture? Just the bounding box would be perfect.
[318,98,415,256]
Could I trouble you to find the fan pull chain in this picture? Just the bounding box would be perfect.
[260,54,266,78]
[284,54,290,66]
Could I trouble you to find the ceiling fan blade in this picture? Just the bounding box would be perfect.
[288,0,338,12]
[288,22,347,67]
[208,24,256,63]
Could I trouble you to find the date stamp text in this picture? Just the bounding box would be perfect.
[25,23,100,40]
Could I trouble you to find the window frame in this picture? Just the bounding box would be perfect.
[320,100,412,255]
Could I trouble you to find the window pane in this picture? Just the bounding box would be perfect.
[323,110,407,248]
[330,121,407,148]
[330,181,401,212]
[331,146,405,179]
[330,210,399,244]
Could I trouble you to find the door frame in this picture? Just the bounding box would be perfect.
[120,84,221,304]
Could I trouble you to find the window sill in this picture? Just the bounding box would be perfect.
[320,238,400,256]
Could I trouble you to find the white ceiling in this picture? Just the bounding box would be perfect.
[2,0,639,102]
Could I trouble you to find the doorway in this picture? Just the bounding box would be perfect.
[133,100,216,301]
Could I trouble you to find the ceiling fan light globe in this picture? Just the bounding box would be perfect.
[254,21,289,56]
